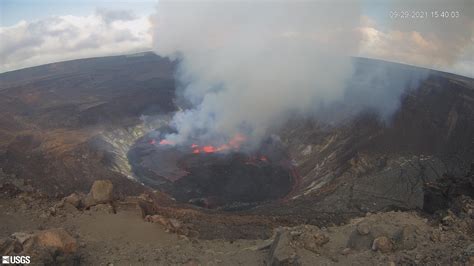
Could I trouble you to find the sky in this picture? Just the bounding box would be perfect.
[0,0,472,77]
[0,0,155,26]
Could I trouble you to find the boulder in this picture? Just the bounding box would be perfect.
[372,236,393,253]
[268,228,300,266]
[347,230,374,250]
[84,180,113,208]
[34,228,77,254]
[1,228,78,265]
[63,193,83,208]
[395,225,418,250]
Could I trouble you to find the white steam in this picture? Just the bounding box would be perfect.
[152,1,470,148]
[152,1,362,147]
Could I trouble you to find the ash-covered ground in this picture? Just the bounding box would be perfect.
[0,53,473,265]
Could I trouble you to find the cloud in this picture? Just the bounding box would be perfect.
[95,8,137,24]
[0,9,152,73]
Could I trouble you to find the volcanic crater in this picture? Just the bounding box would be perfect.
[128,133,297,210]
[1,53,473,240]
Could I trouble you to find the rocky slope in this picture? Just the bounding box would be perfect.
[0,53,176,196]
[1,179,472,265]
[0,54,473,264]
[258,60,474,222]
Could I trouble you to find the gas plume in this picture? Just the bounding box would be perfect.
[150,1,432,149]
[151,1,362,147]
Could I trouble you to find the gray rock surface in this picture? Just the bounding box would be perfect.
[268,229,300,266]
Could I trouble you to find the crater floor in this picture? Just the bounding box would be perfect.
[128,135,295,209]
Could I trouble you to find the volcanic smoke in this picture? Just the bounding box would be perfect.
[150,1,432,149]
[150,1,361,148]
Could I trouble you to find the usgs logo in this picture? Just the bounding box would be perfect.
[2,256,30,264]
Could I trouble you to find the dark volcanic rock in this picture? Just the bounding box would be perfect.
[423,168,474,214]
[0,53,176,196]
[347,229,374,250]
[0,55,473,228]
[263,61,474,224]
[268,228,300,266]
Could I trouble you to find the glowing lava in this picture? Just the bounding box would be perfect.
[159,139,175,145]
[156,134,247,154]
[189,133,247,154]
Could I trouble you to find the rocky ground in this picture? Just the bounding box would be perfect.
[1,54,473,265]
[1,176,473,265]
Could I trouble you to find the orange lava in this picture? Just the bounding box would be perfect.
[159,139,175,145]
[202,146,216,153]
[190,134,247,154]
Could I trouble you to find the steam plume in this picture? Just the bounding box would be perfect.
[150,1,432,148]
[151,1,363,147]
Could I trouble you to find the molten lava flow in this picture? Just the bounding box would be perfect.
[189,133,247,154]
[159,139,175,145]
[149,139,156,145]
[202,146,216,153]
[157,133,247,154]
